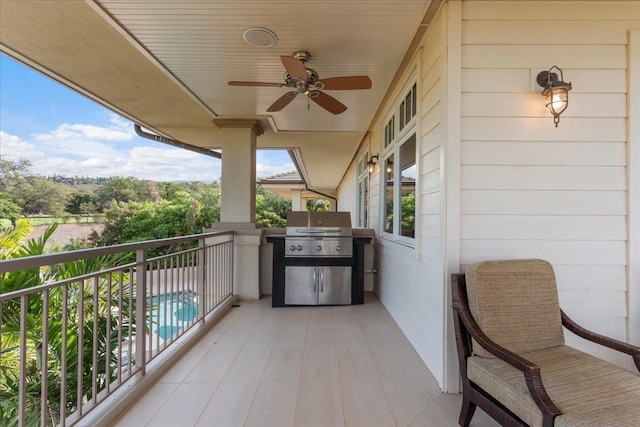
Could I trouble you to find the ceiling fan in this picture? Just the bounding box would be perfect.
[228,51,372,115]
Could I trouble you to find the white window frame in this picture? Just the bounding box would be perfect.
[356,149,369,228]
[380,72,418,246]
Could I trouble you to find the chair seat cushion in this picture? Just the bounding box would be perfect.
[467,345,640,427]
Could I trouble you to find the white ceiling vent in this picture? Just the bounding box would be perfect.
[242,27,278,48]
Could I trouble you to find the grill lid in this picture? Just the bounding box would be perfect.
[286,211,352,237]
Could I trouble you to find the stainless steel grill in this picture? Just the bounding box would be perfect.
[285,211,353,258]
[283,211,353,305]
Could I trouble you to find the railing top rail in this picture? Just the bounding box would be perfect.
[0,230,233,274]
[0,262,137,301]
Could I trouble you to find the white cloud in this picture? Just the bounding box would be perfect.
[1,116,292,183]
[33,115,134,143]
[256,161,295,178]
[0,131,45,160]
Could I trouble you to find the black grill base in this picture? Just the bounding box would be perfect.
[266,236,371,307]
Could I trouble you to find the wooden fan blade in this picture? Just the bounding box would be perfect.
[228,81,283,87]
[319,76,372,90]
[308,91,347,115]
[267,91,297,112]
[280,56,307,81]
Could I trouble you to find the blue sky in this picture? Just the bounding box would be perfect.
[0,54,293,182]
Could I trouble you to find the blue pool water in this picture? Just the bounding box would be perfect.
[147,292,199,340]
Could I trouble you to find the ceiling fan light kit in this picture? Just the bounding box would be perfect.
[228,51,372,115]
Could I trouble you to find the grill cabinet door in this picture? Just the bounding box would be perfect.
[284,266,318,305]
[318,266,352,305]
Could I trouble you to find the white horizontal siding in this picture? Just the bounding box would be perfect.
[462,1,640,21]
[461,117,627,141]
[461,190,627,215]
[462,21,636,45]
[462,93,627,118]
[462,45,627,69]
[553,265,627,292]
[462,165,626,190]
[460,240,626,266]
[460,0,637,368]
[463,69,628,93]
[462,141,627,166]
[461,215,627,241]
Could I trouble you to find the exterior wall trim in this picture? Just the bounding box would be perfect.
[441,0,463,393]
[628,30,640,355]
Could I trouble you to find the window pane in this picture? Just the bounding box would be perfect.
[411,83,417,119]
[357,176,368,228]
[383,154,394,234]
[399,134,416,238]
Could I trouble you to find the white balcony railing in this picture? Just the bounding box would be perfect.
[0,231,234,427]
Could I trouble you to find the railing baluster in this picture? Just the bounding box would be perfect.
[60,284,68,427]
[155,260,160,357]
[135,248,147,375]
[117,270,123,385]
[228,240,232,297]
[41,289,49,427]
[106,273,112,393]
[92,275,99,404]
[128,266,134,375]
[18,295,27,427]
[163,257,168,352]
[77,280,84,418]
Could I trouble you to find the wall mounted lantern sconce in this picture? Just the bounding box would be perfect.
[386,159,393,176]
[367,155,378,174]
[536,65,572,127]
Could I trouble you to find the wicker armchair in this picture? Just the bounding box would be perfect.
[451,259,640,427]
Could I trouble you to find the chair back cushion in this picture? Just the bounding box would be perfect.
[465,259,564,358]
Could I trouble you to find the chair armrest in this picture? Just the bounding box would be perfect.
[456,303,562,420]
[561,310,640,371]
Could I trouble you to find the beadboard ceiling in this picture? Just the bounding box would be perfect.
[0,0,433,190]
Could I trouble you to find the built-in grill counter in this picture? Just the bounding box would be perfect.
[266,212,371,307]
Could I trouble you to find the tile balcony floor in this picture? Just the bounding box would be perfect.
[112,293,499,427]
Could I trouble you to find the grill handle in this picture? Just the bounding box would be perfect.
[313,268,317,293]
[295,228,344,234]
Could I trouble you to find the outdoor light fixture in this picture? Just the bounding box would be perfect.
[367,155,379,174]
[386,159,393,176]
[536,65,572,127]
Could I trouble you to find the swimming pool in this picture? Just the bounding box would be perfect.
[147,291,199,340]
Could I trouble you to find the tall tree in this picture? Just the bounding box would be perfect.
[0,192,22,222]
[95,177,139,209]
[255,185,290,227]
[66,191,99,214]
[0,158,68,216]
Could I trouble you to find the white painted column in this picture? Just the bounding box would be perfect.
[291,189,303,211]
[215,119,263,224]
[211,119,264,300]
[441,0,462,393]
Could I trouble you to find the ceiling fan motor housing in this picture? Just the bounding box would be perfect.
[284,68,320,87]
